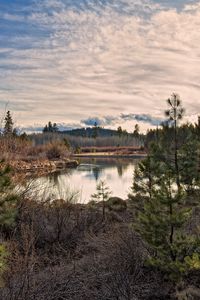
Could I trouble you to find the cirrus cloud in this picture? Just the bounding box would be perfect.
[0,0,200,131]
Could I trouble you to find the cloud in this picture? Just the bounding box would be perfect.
[20,111,163,133]
[82,113,163,127]
[81,115,119,126]
[121,113,163,126]
[2,13,25,22]
[19,122,81,133]
[0,0,200,131]
[183,1,200,11]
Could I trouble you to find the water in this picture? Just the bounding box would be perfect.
[25,158,142,203]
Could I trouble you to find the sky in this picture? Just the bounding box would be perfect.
[0,0,200,133]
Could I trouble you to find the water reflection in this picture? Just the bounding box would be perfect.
[26,158,141,203]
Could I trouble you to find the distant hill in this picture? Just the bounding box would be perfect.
[61,127,128,138]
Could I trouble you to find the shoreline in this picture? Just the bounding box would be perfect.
[73,152,147,158]
[5,153,146,177]
[8,159,79,174]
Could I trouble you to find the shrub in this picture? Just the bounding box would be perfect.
[46,143,66,160]
[106,197,127,212]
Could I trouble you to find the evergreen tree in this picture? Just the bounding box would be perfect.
[194,116,200,141]
[0,243,8,287]
[43,122,59,133]
[92,122,98,139]
[52,123,58,133]
[165,93,184,189]
[117,126,123,138]
[43,125,48,133]
[0,163,18,229]
[48,121,53,132]
[129,143,166,212]
[132,164,200,280]
[179,140,200,195]
[136,171,200,280]
[133,124,140,138]
[122,129,128,136]
[131,154,158,200]
[3,111,14,136]
[0,162,18,287]
[20,132,28,141]
[12,128,18,137]
[91,180,112,219]
[131,95,200,280]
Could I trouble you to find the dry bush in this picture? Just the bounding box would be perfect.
[23,200,110,257]
[78,227,146,300]
[46,142,67,160]
[24,140,71,161]
[0,136,70,163]
[26,145,47,161]
[0,198,110,299]
[0,137,31,161]
[26,142,69,161]
[78,226,175,300]
[0,196,175,300]
[1,223,39,300]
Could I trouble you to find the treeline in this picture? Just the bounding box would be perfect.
[40,120,144,148]
[30,132,143,149]
[145,118,200,150]
[42,121,142,139]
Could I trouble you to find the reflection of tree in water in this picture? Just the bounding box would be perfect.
[47,170,72,186]
[41,170,79,201]
[117,163,131,178]
[92,167,102,181]
[89,158,135,180]
[117,165,123,177]
[47,172,59,186]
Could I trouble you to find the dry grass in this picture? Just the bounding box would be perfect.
[0,137,70,163]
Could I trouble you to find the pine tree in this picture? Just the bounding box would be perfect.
[20,132,28,141]
[91,180,112,219]
[3,111,14,136]
[92,122,98,139]
[179,141,200,189]
[131,95,200,280]
[0,163,18,229]
[43,122,59,133]
[43,125,48,133]
[0,243,8,287]
[133,124,140,138]
[52,123,58,133]
[48,121,53,132]
[129,143,165,212]
[136,171,200,280]
[117,126,123,138]
[194,116,200,141]
[0,162,17,287]
[165,93,184,189]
